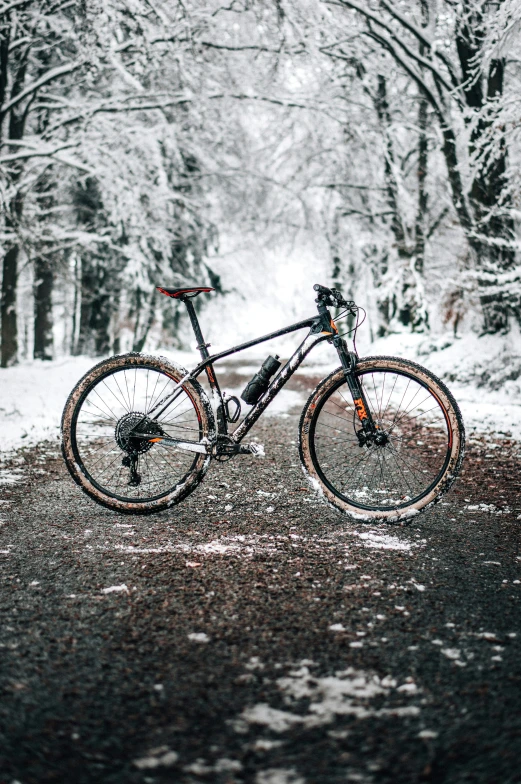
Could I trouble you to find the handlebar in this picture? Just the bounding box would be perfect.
[313,283,357,314]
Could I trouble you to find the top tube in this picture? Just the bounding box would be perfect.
[191,315,318,378]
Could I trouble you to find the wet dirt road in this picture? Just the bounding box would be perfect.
[1,368,521,784]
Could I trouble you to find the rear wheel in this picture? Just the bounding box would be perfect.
[299,356,465,522]
[61,354,215,514]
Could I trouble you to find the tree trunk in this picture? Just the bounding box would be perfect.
[92,274,112,356]
[112,288,121,355]
[33,256,54,360]
[1,243,19,367]
[372,74,429,332]
[414,96,428,277]
[133,291,156,353]
[0,37,30,367]
[76,256,112,356]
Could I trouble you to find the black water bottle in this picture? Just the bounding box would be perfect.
[241,355,281,405]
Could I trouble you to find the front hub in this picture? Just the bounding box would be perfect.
[357,428,389,447]
[374,430,389,446]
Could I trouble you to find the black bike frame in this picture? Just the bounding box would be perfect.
[143,296,376,447]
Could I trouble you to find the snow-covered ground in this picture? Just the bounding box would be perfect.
[1,331,521,456]
[0,351,308,455]
[368,331,521,443]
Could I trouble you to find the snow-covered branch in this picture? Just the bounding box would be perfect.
[0,61,83,120]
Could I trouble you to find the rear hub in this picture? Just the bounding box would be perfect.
[115,412,163,455]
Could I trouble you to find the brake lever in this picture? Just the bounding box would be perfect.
[331,288,357,312]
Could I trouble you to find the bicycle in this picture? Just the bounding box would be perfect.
[61,284,465,521]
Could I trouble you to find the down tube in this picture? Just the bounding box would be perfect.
[232,331,328,443]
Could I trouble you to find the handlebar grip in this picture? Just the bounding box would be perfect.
[313,284,332,295]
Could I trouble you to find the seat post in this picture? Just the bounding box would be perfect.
[181,296,210,360]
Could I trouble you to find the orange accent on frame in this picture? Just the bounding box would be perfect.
[148,437,163,443]
[206,367,215,383]
[353,398,368,421]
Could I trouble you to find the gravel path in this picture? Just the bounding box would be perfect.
[1,369,520,784]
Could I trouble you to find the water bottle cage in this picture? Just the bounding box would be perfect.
[223,394,241,423]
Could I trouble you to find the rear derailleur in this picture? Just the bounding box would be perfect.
[122,452,141,486]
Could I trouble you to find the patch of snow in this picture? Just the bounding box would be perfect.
[252,739,284,751]
[242,705,309,733]
[477,632,501,641]
[214,758,243,773]
[0,470,24,485]
[255,769,305,784]
[198,541,243,555]
[352,531,414,551]
[441,648,461,660]
[133,749,178,770]
[101,584,129,594]
[184,760,213,775]
[418,729,438,739]
[0,356,97,453]
[329,623,346,632]
[239,665,421,730]
[245,657,265,671]
[188,632,209,643]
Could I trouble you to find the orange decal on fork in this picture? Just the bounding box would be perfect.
[353,398,368,421]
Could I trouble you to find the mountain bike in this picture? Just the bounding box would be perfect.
[61,284,465,521]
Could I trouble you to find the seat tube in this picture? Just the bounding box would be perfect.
[182,297,227,434]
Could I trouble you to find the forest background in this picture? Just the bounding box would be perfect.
[1,0,520,393]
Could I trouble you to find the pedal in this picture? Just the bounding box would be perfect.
[239,442,265,457]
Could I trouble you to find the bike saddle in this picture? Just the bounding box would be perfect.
[157,286,215,299]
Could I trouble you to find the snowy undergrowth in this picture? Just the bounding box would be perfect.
[368,330,521,440]
[1,328,521,456]
[0,357,96,454]
[0,353,304,456]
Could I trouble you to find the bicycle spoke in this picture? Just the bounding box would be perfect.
[72,363,203,503]
[310,366,452,511]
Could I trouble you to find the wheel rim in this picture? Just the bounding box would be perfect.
[71,365,203,503]
[310,367,453,511]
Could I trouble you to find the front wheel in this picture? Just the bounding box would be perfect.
[62,353,215,514]
[299,356,465,522]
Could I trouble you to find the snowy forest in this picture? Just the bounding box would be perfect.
[1,0,520,369]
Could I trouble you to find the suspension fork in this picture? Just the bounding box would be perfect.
[332,335,377,436]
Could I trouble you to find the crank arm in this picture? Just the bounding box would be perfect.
[145,436,209,454]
